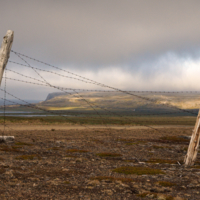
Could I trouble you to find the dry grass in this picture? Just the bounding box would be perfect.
[0,146,21,152]
[0,168,6,174]
[147,158,177,164]
[113,166,165,175]
[91,176,134,183]
[160,136,189,143]
[158,181,176,187]
[15,154,40,160]
[116,138,135,142]
[63,181,70,184]
[15,142,33,146]
[66,149,89,153]
[96,152,122,157]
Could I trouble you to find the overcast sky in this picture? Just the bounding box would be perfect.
[1,0,200,101]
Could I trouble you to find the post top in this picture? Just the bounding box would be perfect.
[6,30,14,37]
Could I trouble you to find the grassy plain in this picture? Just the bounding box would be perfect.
[0,115,196,126]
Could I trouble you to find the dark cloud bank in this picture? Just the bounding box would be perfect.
[0,0,200,100]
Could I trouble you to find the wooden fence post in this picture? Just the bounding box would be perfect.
[0,30,14,85]
[184,110,200,166]
[0,30,14,143]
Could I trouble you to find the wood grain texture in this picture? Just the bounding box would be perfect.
[184,110,200,166]
[0,30,14,85]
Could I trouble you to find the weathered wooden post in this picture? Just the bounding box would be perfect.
[184,110,200,166]
[0,30,15,143]
[0,30,14,85]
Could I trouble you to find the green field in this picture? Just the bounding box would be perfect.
[0,115,196,126]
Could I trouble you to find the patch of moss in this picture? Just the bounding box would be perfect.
[166,196,174,200]
[125,141,147,145]
[15,142,33,146]
[123,160,137,163]
[48,147,62,151]
[152,145,165,149]
[113,166,165,175]
[91,176,133,183]
[15,154,40,160]
[116,138,135,142]
[147,158,177,164]
[66,149,89,153]
[182,147,188,151]
[96,152,122,157]
[160,136,188,143]
[92,139,104,144]
[12,146,22,149]
[125,143,135,146]
[158,181,176,187]
[0,168,6,174]
[192,165,200,169]
[65,155,78,158]
[0,147,21,152]
[0,157,4,161]
[63,181,70,184]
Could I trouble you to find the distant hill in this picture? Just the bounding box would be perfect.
[45,92,66,101]
[37,91,200,112]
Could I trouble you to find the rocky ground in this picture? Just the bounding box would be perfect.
[0,126,200,199]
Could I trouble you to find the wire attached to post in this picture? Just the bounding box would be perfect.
[3,70,7,136]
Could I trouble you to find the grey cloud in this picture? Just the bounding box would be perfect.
[1,0,200,100]
[1,0,200,66]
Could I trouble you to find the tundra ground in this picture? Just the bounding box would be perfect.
[0,126,199,200]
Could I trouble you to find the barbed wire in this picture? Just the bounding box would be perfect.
[6,68,200,93]
[8,60,200,93]
[2,77,191,131]
[3,72,197,128]
[5,50,199,133]
[8,53,200,117]
[13,53,110,128]
[0,94,194,128]
[3,70,7,136]
[0,91,94,130]
[1,77,196,118]
[0,89,178,132]
[11,54,175,131]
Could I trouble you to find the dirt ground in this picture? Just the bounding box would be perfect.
[0,125,200,200]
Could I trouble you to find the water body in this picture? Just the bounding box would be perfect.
[0,115,71,117]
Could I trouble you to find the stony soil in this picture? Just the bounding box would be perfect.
[0,126,200,200]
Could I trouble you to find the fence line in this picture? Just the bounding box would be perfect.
[0,50,198,138]
[9,51,200,117]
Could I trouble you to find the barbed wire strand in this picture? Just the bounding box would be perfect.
[13,53,109,129]
[4,70,198,117]
[3,72,196,131]
[3,70,7,136]
[8,57,199,116]
[6,62,199,117]
[0,90,191,131]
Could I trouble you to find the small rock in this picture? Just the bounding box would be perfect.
[105,189,113,195]
[157,194,166,200]
[4,170,13,177]
[87,180,100,185]
[174,197,185,200]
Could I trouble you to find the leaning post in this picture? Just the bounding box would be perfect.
[0,30,14,85]
[0,30,15,143]
[184,110,200,166]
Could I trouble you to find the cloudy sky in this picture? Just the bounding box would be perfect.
[1,0,200,100]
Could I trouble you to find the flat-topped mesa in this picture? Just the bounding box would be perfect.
[0,30,14,85]
[45,92,64,101]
